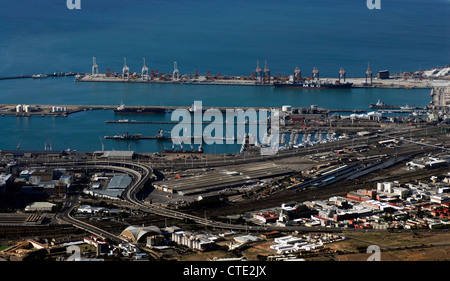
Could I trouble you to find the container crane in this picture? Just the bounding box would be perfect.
[312,66,319,81]
[263,59,270,84]
[92,57,99,76]
[255,59,262,84]
[173,61,179,81]
[294,66,301,82]
[123,57,130,81]
[339,67,346,83]
[366,62,373,85]
[142,57,149,81]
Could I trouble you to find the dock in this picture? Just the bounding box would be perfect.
[75,70,449,89]
[104,133,245,142]
[0,103,424,119]
[0,72,77,80]
[0,104,333,117]
[104,134,171,141]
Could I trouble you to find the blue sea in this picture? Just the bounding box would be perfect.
[0,0,448,153]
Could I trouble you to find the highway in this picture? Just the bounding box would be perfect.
[57,195,127,244]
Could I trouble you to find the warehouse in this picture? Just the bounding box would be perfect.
[94,150,135,160]
[24,202,56,212]
[154,162,293,198]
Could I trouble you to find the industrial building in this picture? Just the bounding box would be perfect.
[120,225,162,243]
[406,155,450,169]
[154,163,293,199]
[24,202,56,212]
[171,231,217,251]
[377,70,390,79]
[94,150,135,160]
[85,174,132,199]
[0,174,12,194]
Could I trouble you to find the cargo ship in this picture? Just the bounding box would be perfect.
[114,102,166,114]
[274,80,353,89]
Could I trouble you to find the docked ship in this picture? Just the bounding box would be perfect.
[114,102,166,114]
[369,100,400,109]
[105,132,142,140]
[274,80,353,89]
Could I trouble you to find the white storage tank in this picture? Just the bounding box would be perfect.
[16,104,23,112]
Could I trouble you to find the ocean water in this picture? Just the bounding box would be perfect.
[0,0,448,153]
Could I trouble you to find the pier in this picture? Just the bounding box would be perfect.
[76,72,443,89]
[72,58,450,90]
[104,133,245,142]
[0,103,367,118]
[0,72,77,80]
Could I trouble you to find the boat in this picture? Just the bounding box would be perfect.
[369,100,400,109]
[105,132,142,140]
[274,80,353,89]
[400,104,414,110]
[114,102,166,114]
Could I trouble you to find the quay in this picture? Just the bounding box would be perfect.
[105,120,261,124]
[0,103,366,118]
[75,58,450,89]
[104,133,245,142]
[77,72,445,89]
[0,72,76,80]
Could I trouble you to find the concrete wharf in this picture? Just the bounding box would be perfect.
[0,104,349,117]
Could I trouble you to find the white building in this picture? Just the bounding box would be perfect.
[171,231,216,251]
[25,202,56,212]
[77,205,105,214]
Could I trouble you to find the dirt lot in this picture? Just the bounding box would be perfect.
[327,231,450,261]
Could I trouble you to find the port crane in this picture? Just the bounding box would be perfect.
[142,57,149,81]
[339,67,346,83]
[366,62,373,85]
[312,66,319,81]
[255,59,262,84]
[123,57,130,81]
[294,66,301,82]
[173,61,179,81]
[92,57,99,76]
[263,59,270,84]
